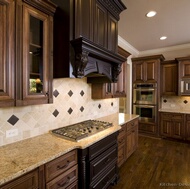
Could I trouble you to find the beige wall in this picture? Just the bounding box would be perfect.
[0,78,119,147]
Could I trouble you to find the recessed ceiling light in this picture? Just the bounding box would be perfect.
[146,11,157,18]
[160,36,167,40]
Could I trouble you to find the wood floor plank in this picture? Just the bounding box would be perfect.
[110,136,190,189]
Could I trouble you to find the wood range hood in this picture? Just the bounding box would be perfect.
[70,37,126,83]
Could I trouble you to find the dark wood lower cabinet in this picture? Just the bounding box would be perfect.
[45,149,78,189]
[160,112,185,140]
[78,132,119,189]
[0,134,119,189]
[138,122,156,135]
[117,118,138,167]
[186,114,190,141]
[1,169,39,189]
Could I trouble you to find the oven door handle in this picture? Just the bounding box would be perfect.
[133,88,155,91]
[134,105,156,108]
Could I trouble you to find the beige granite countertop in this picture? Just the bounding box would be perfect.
[0,113,139,186]
[159,108,190,114]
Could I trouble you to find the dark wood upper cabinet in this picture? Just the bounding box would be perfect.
[176,56,190,95]
[132,55,165,83]
[94,1,108,48]
[75,0,94,40]
[0,0,15,107]
[160,60,178,96]
[0,0,56,107]
[52,0,126,80]
[15,0,56,106]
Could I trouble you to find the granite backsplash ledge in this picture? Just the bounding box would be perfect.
[0,78,119,147]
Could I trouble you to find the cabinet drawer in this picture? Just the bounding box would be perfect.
[90,164,117,189]
[89,132,118,160]
[161,113,172,119]
[66,180,78,189]
[46,164,78,189]
[186,114,190,121]
[118,134,125,146]
[90,144,117,182]
[118,125,126,136]
[171,114,184,120]
[126,119,138,132]
[45,150,77,182]
[161,113,184,120]
[1,169,38,189]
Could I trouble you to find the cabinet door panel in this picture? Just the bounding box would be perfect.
[146,60,157,82]
[94,1,107,48]
[160,120,171,137]
[161,62,178,96]
[172,121,184,139]
[75,0,93,40]
[18,4,53,105]
[180,60,190,78]
[186,121,190,141]
[0,0,15,107]
[107,12,117,52]
[132,62,144,83]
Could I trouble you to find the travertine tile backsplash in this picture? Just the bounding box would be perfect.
[161,96,190,111]
[0,78,119,147]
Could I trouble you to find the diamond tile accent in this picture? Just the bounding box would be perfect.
[7,115,19,126]
[80,106,84,112]
[53,109,59,117]
[184,100,188,104]
[68,108,73,114]
[68,90,73,97]
[53,90,59,97]
[98,104,101,109]
[163,99,167,103]
[80,90,85,96]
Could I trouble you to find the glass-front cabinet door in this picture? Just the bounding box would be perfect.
[16,1,55,106]
[23,5,49,104]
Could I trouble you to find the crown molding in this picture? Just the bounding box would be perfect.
[139,43,190,56]
[118,35,139,57]
[118,36,190,58]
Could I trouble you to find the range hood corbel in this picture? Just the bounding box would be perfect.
[70,37,126,83]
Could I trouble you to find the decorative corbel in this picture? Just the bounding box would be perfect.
[72,51,89,78]
[112,63,122,82]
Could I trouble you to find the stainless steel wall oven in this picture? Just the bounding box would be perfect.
[133,104,156,123]
[133,83,157,123]
[133,83,157,105]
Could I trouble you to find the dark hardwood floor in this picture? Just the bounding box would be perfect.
[111,136,190,189]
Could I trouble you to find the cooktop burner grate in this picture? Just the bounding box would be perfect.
[51,120,113,142]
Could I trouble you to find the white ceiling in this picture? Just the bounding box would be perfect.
[118,0,190,52]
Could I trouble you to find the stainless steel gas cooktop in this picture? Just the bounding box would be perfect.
[51,120,113,142]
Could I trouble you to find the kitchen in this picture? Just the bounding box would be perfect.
[1,0,190,189]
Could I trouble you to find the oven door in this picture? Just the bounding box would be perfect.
[133,104,156,123]
[133,88,157,105]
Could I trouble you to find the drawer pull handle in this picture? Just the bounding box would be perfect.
[58,176,71,187]
[57,160,70,170]
[104,158,111,164]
